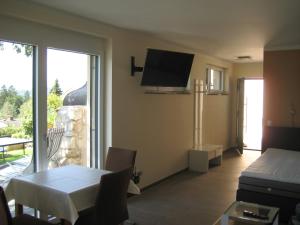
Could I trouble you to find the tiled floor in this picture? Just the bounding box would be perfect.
[0,155,31,187]
[128,149,261,225]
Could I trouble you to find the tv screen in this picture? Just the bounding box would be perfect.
[141,49,194,87]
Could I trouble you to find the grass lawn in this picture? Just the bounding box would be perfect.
[0,148,33,165]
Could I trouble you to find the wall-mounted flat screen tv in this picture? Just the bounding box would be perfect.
[141,49,194,88]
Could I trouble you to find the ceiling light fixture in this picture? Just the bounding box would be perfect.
[236,56,252,60]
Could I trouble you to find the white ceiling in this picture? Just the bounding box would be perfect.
[29,0,300,62]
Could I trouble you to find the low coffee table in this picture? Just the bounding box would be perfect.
[214,201,279,225]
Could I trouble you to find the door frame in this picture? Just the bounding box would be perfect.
[236,78,245,154]
[0,19,106,171]
[45,48,103,169]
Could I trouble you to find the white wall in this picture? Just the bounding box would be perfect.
[1,0,233,187]
[233,63,263,79]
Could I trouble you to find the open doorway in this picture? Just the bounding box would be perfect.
[237,78,263,153]
[243,79,263,150]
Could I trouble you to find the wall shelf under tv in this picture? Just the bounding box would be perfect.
[144,89,191,95]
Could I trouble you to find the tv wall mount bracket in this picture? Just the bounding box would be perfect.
[131,56,144,76]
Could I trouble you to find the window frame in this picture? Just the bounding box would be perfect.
[0,17,106,171]
[205,65,226,95]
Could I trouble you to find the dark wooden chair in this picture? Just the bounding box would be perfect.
[0,186,52,225]
[75,167,132,225]
[105,147,137,172]
[105,147,138,225]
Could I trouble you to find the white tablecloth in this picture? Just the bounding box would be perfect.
[5,165,111,224]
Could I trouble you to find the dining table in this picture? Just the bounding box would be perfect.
[5,165,140,225]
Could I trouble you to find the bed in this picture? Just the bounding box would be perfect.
[236,126,300,222]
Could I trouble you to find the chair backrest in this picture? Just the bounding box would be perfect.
[94,168,132,225]
[105,147,136,172]
[0,187,12,225]
[47,128,64,160]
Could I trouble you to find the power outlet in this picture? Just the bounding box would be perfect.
[132,169,142,184]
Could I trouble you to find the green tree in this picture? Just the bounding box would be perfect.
[0,41,33,57]
[47,93,63,128]
[19,99,33,137]
[0,101,15,119]
[7,85,17,96]
[0,85,26,118]
[0,126,22,137]
[12,44,33,57]
[18,94,62,137]
[50,79,63,96]
[7,86,24,116]
[24,91,31,102]
[0,85,8,109]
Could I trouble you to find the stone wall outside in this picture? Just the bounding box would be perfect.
[50,106,87,167]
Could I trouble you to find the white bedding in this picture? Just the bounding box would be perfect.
[241,148,300,184]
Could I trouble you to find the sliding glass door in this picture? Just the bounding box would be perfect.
[46,48,101,168]
[0,42,102,186]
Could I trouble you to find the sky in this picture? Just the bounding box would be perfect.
[0,42,88,96]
